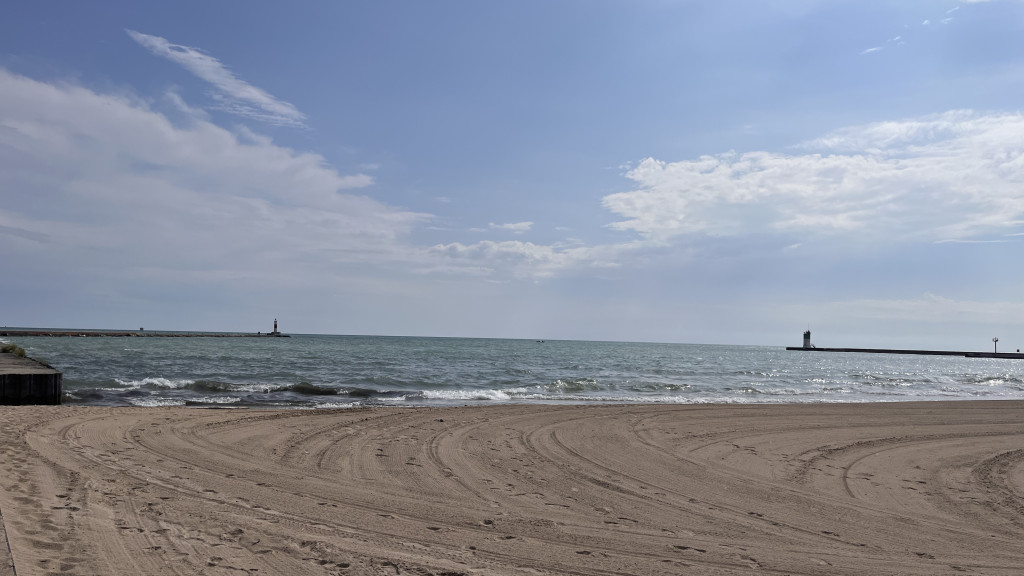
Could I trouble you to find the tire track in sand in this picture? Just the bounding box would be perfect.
[3,402,1024,575]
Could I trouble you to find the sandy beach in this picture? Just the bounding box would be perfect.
[0,402,1022,575]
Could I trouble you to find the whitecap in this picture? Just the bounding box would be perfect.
[314,401,359,409]
[189,396,241,404]
[115,377,194,389]
[128,397,186,407]
[421,388,525,401]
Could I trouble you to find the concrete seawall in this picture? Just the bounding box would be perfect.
[0,352,62,405]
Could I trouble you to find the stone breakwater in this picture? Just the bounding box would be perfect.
[0,330,287,338]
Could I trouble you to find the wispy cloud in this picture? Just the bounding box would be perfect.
[859,2,972,56]
[860,35,904,55]
[0,69,405,293]
[490,221,533,234]
[0,69,630,286]
[427,240,627,279]
[788,293,1024,327]
[126,30,307,128]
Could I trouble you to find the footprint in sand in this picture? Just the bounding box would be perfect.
[673,545,707,553]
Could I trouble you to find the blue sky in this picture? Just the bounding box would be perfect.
[3,1,1024,348]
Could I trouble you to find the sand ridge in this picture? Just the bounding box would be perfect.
[0,402,1022,575]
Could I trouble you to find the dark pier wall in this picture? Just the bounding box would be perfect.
[0,352,62,405]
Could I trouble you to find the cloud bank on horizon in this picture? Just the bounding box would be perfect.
[2,0,1023,347]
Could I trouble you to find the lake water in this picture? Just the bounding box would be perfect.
[6,333,1024,408]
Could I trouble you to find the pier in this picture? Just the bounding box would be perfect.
[787,330,1024,359]
[786,346,1024,359]
[0,350,62,405]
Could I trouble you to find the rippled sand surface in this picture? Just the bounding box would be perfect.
[0,402,1022,575]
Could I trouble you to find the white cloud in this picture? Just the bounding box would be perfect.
[0,69,637,288]
[489,221,533,233]
[0,69,423,285]
[603,110,1024,244]
[427,240,626,279]
[126,30,307,128]
[6,69,1024,295]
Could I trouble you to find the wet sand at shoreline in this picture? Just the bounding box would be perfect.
[0,401,1022,575]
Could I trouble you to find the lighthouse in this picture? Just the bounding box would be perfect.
[262,318,289,337]
[803,330,812,349]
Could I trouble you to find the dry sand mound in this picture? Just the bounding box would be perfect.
[0,402,1022,575]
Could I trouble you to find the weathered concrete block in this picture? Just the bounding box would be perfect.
[0,352,62,405]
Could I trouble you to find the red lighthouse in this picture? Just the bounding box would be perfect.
[273,318,278,334]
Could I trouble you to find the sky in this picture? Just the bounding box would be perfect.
[2,1,1024,349]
